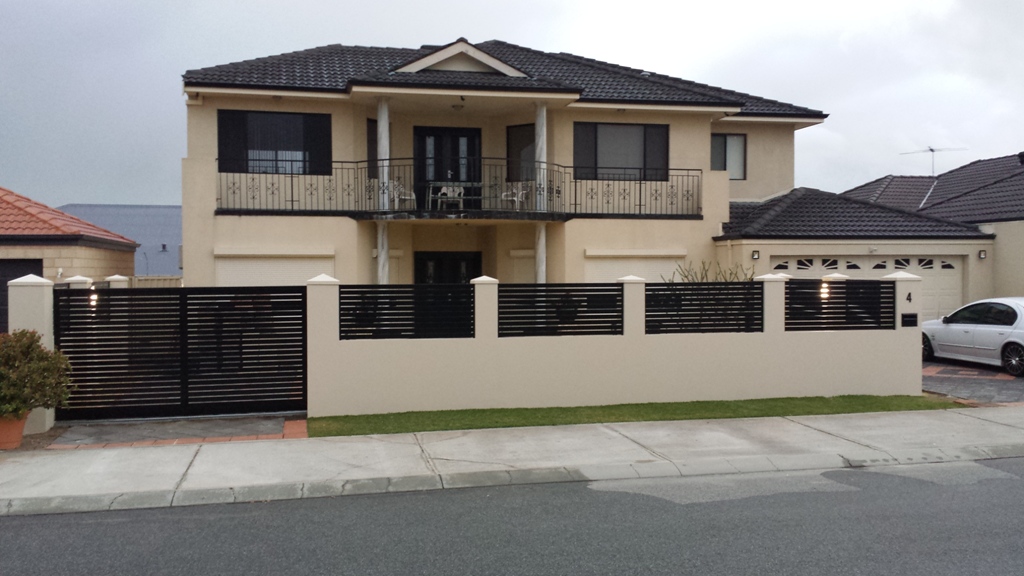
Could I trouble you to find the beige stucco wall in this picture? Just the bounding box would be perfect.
[307,276,922,417]
[710,120,797,201]
[182,90,798,286]
[989,220,1024,297]
[0,245,134,283]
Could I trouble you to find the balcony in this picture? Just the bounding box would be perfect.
[216,158,702,219]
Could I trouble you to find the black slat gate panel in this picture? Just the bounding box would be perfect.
[54,286,306,420]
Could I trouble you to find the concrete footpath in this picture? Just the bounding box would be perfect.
[6,406,1024,516]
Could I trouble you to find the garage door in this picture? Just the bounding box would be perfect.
[215,257,335,287]
[769,256,962,321]
[0,259,44,333]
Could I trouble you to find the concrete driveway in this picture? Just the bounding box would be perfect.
[923,360,1024,404]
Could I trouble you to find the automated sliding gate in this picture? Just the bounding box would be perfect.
[53,286,306,420]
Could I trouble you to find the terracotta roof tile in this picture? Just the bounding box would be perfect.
[0,186,136,245]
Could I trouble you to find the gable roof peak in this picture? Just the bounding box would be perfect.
[394,38,526,77]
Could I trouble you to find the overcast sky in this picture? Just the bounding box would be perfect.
[1,0,1021,208]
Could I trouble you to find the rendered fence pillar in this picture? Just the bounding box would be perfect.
[617,275,645,338]
[8,275,56,434]
[472,275,498,340]
[105,274,129,289]
[883,271,922,325]
[306,274,341,418]
[756,273,787,333]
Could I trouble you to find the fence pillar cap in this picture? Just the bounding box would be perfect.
[822,273,850,281]
[882,271,922,281]
[8,274,52,287]
[755,273,787,282]
[470,275,498,284]
[65,275,92,283]
[105,274,129,281]
[616,275,646,283]
[307,274,340,285]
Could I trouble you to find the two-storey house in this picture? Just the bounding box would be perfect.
[181,38,828,287]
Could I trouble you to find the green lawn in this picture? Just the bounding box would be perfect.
[307,395,957,438]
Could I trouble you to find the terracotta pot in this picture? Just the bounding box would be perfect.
[0,414,28,450]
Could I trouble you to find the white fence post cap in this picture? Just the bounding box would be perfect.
[882,271,922,281]
[755,273,787,282]
[616,275,646,283]
[822,273,850,281]
[307,274,341,285]
[105,275,129,281]
[8,274,53,287]
[470,275,498,284]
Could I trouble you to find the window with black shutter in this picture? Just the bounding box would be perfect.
[218,110,332,175]
[573,122,668,181]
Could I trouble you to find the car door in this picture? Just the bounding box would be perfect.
[930,303,988,359]
[972,303,1020,363]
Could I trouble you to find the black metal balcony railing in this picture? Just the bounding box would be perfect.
[217,158,702,217]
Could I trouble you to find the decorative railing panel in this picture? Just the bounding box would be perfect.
[338,284,474,340]
[646,282,763,334]
[498,284,623,337]
[53,286,307,420]
[218,158,701,217]
[785,280,896,331]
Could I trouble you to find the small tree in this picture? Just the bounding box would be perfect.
[662,260,755,283]
[0,330,72,418]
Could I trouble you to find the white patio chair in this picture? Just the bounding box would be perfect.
[435,186,464,210]
[502,181,532,210]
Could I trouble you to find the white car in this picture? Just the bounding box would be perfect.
[922,297,1024,377]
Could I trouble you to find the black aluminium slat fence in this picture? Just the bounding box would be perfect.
[498,284,623,337]
[53,286,307,420]
[645,282,763,334]
[785,279,896,331]
[339,284,474,339]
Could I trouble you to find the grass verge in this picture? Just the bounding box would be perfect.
[307,395,956,438]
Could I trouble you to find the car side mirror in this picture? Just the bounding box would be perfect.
[942,316,950,324]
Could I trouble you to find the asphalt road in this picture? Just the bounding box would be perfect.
[4,458,1024,575]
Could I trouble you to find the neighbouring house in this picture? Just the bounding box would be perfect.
[180,38,828,288]
[59,204,182,277]
[843,152,1024,301]
[716,187,993,320]
[0,186,137,331]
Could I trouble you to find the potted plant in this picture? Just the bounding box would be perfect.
[0,330,72,449]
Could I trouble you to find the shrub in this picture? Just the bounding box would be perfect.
[0,330,72,418]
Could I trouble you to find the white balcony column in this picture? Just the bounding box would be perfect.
[376,221,389,284]
[377,97,391,211]
[535,223,546,283]
[534,102,547,211]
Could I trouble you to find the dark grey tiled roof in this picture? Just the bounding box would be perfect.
[843,152,1024,223]
[841,175,936,212]
[719,188,990,240]
[922,172,1024,224]
[183,39,827,118]
[921,153,1024,209]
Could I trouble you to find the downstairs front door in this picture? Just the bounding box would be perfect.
[415,252,482,284]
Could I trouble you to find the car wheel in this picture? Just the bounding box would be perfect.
[1002,343,1024,377]
[922,334,935,362]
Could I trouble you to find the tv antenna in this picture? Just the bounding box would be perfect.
[900,146,968,176]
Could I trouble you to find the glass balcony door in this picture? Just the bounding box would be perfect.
[413,127,482,209]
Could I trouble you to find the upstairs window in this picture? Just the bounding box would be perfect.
[573,122,668,181]
[711,134,746,180]
[218,110,332,175]
[507,124,536,181]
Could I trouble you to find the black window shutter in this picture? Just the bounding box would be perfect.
[305,114,332,175]
[217,110,248,173]
[573,122,597,180]
[644,125,669,181]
